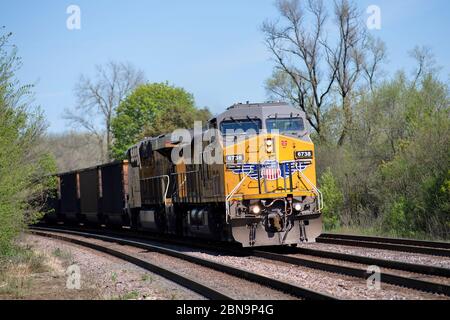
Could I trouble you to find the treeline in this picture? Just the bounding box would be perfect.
[0,31,56,256]
[263,0,449,239]
[42,132,105,172]
[46,81,211,169]
[317,74,449,239]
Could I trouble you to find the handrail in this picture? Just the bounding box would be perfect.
[225,170,254,224]
[169,170,199,200]
[297,170,323,212]
[141,175,170,203]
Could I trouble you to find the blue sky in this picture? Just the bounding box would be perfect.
[1,0,449,132]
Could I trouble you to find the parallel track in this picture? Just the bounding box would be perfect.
[254,249,450,296]
[320,233,450,249]
[30,226,336,300]
[287,247,450,278]
[31,225,450,297]
[31,230,232,300]
[317,233,450,257]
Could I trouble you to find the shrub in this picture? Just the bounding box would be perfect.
[0,31,56,257]
[318,168,343,230]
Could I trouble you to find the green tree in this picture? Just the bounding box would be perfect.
[111,82,211,159]
[0,30,57,256]
[318,168,343,230]
[378,80,450,238]
[314,67,449,239]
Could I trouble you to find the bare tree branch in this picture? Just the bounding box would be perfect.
[64,61,145,161]
[362,36,387,92]
[409,45,436,87]
[333,0,366,146]
[262,0,337,140]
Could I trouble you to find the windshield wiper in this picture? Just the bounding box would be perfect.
[226,116,241,129]
[246,115,260,128]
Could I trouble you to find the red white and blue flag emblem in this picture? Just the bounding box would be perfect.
[261,161,281,180]
[228,160,311,181]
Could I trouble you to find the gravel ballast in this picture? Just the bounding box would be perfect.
[27,231,450,300]
[188,251,447,300]
[22,234,202,300]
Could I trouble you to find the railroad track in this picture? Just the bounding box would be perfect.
[29,226,336,300]
[287,246,450,278]
[255,248,450,297]
[30,229,231,300]
[317,233,450,257]
[31,224,450,298]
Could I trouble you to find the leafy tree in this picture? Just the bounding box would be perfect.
[378,81,450,238]
[111,82,211,159]
[315,71,450,239]
[0,30,57,257]
[318,168,343,230]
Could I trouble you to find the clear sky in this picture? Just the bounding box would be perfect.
[1,0,449,132]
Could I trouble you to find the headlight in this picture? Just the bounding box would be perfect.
[265,139,273,153]
[251,205,261,214]
[294,203,302,211]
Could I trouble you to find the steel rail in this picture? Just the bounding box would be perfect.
[290,247,450,278]
[320,233,450,250]
[252,250,450,296]
[30,230,232,300]
[316,236,450,257]
[30,226,337,300]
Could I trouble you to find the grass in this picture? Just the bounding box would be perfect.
[119,290,140,300]
[141,274,153,282]
[52,247,73,263]
[0,244,48,298]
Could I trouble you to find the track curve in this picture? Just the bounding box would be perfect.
[30,226,336,300]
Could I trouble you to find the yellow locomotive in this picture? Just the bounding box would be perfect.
[126,102,322,247]
[48,102,322,247]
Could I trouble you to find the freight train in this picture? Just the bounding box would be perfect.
[44,102,323,247]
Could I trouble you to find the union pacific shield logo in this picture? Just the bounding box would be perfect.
[228,160,311,181]
[261,160,281,180]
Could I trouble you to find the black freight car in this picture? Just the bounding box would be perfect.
[47,161,129,226]
[100,161,129,226]
[59,171,79,222]
[79,167,100,224]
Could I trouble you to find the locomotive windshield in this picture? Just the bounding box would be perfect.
[220,118,261,135]
[266,117,304,134]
